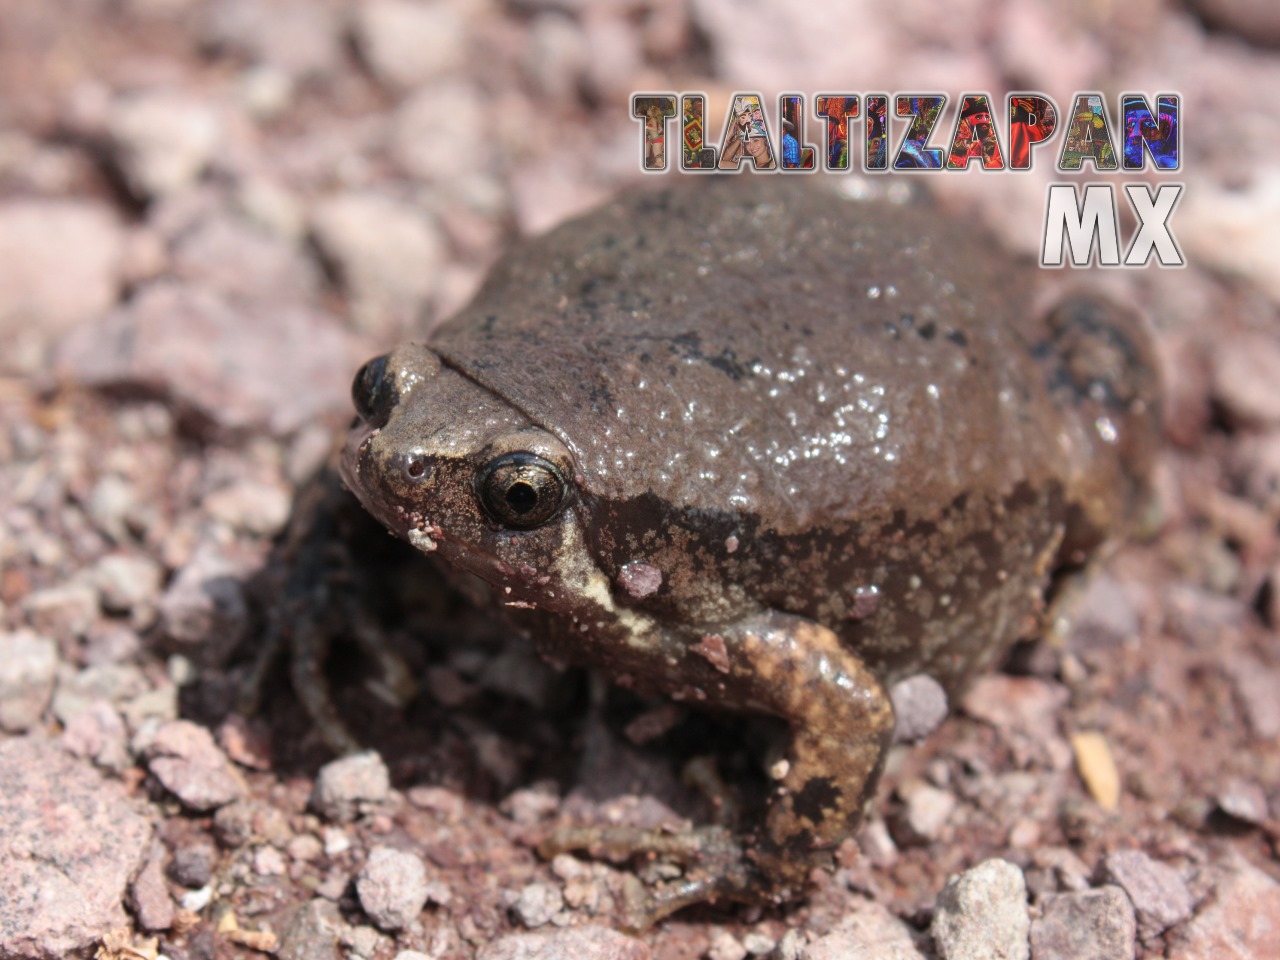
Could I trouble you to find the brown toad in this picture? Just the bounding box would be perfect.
[339,178,1160,918]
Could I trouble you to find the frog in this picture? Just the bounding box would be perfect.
[338,177,1160,921]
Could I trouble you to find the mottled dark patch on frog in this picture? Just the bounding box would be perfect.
[793,777,842,824]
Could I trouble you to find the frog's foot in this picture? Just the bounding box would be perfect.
[538,824,759,929]
[238,468,417,756]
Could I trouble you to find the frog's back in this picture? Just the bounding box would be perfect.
[432,177,1067,535]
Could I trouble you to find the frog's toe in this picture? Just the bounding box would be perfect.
[538,823,762,927]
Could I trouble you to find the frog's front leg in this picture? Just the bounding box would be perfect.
[547,611,895,920]
[692,611,895,893]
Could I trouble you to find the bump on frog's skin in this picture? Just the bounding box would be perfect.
[340,178,1160,917]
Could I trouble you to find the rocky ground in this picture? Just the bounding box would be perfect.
[2,1,1280,959]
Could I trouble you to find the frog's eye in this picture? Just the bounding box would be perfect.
[352,354,394,428]
[476,453,568,529]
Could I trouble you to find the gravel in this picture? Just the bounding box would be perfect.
[931,859,1030,960]
[1029,886,1137,960]
[311,751,392,822]
[477,925,651,960]
[1097,848,1194,941]
[357,846,431,931]
[0,629,58,732]
[140,718,247,811]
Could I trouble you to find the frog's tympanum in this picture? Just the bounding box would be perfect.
[340,178,1159,920]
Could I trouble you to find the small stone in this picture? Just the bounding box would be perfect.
[351,0,469,90]
[203,479,293,537]
[0,630,57,732]
[169,843,217,888]
[0,737,152,960]
[1071,731,1121,810]
[91,553,163,616]
[156,542,251,666]
[142,719,246,811]
[107,91,221,201]
[1097,848,1193,940]
[310,192,443,336]
[60,700,131,771]
[278,898,344,960]
[501,783,561,825]
[962,675,1069,740]
[893,780,957,844]
[891,673,949,743]
[1167,858,1280,959]
[357,847,429,932]
[253,844,287,877]
[201,0,343,79]
[1029,886,1136,960]
[131,845,175,932]
[512,882,565,928]
[51,663,150,725]
[802,897,927,959]
[172,214,318,302]
[56,283,358,439]
[0,200,124,374]
[311,751,391,822]
[931,859,1030,960]
[1067,574,1140,652]
[389,82,487,185]
[1224,653,1280,739]
[1216,777,1270,826]
[477,925,650,960]
[742,932,776,955]
[1210,331,1280,427]
[22,583,99,643]
[707,929,747,960]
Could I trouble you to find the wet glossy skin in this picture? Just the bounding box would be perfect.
[340,178,1159,910]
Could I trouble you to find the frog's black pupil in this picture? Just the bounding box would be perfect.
[505,481,538,514]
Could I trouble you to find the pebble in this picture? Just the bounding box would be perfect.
[141,718,246,811]
[21,583,99,644]
[1224,652,1280,738]
[130,844,175,932]
[106,91,221,201]
[931,859,1030,960]
[707,930,747,960]
[0,629,57,733]
[512,881,565,928]
[478,925,651,960]
[200,0,343,79]
[55,282,358,439]
[351,0,469,90]
[171,213,319,302]
[1029,886,1136,960]
[1066,574,1141,653]
[203,478,293,537]
[0,737,151,959]
[156,541,251,666]
[169,842,217,888]
[311,751,391,822]
[389,82,487,184]
[802,898,927,959]
[60,700,131,772]
[890,673,949,743]
[51,662,150,725]
[1216,777,1270,826]
[91,552,163,616]
[1097,848,1194,940]
[961,675,1069,741]
[0,200,124,374]
[357,846,430,932]
[277,898,345,960]
[310,191,443,336]
[1209,331,1280,427]
[892,780,956,845]
[1166,857,1280,958]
